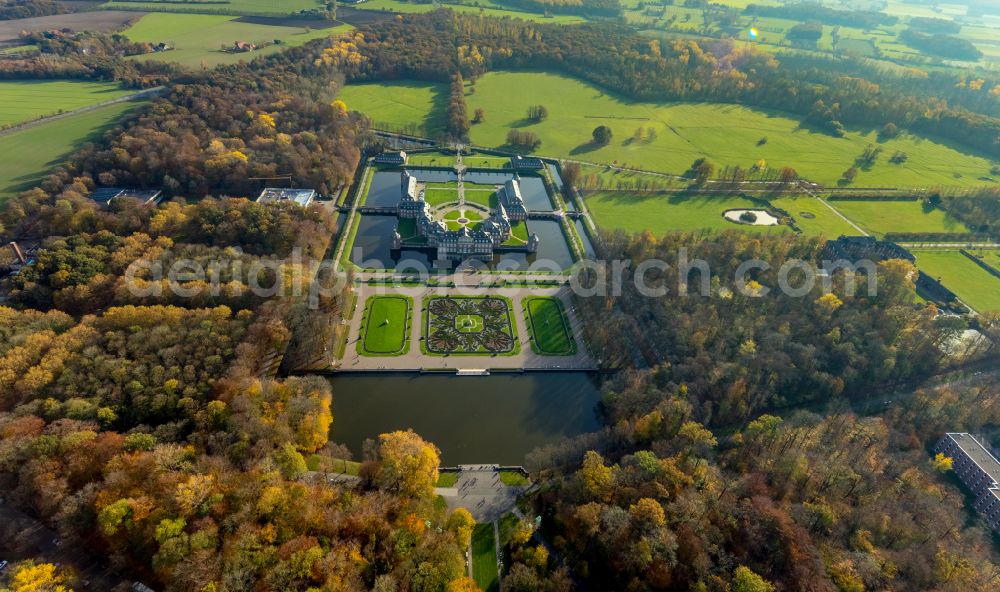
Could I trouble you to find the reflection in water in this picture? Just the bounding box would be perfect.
[574,218,596,258]
[328,373,603,464]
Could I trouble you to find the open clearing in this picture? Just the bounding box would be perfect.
[0,10,141,42]
[123,13,348,67]
[585,191,792,235]
[524,297,576,356]
[913,251,1000,313]
[827,200,966,237]
[358,295,411,356]
[472,523,499,592]
[101,0,323,16]
[0,80,133,128]
[770,196,860,237]
[463,71,997,188]
[0,101,143,200]
[339,81,448,136]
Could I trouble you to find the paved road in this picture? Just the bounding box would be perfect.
[436,466,524,522]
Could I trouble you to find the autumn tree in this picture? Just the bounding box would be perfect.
[376,429,441,498]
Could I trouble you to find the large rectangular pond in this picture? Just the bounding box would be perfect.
[328,373,603,465]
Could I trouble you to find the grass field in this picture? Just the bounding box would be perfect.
[827,200,967,237]
[462,71,998,188]
[102,0,324,16]
[586,191,792,235]
[358,295,412,356]
[913,250,1000,313]
[472,523,499,592]
[339,81,448,136]
[0,80,132,128]
[352,0,586,23]
[0,101,143,200]
[769,196,860,237]
[123,13,348,67]
[524,297,576,356]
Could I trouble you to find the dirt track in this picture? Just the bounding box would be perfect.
[0,10,143,42]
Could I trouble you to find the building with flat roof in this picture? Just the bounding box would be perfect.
[510,155,544,170]
[89,188,163,207]
[935,432,1000,532]
[256,188,316,207]
[374,151,408,165]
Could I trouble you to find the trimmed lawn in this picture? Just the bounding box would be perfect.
[499,471,531,486]
[0,101,143,200]
[465,71,999,188]
[436,472,459,487]
[102,0,323,15]
[358,295,412,356]
[586,191,791,235]
[770,196,860,237]
[827,200,967,237]
[914,251,1000,313]
[423,188,460,206]
[339,80,448,136]
[123,13,348,68]
[407,151,458,167]
[524,297,576,356]
[472,523,499,592]
[0,80,132,127]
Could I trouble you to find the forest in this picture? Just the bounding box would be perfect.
[0,0,65,20]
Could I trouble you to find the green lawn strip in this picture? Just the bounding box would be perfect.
[0,80,133,128]
[586,191,791,235]
[101,0,323,16]
[464,71,997,189]
[308,454,362,476]
[499,471,530,486]
[340,80,449,136]
[338,213,362,269]
[472,523,500,592]
[122,13,348,68]
[422,295,520,356]
[406,151,458,167]
[424,188,460,207]
[523,296,576,356]
[436,472,459,487]
[357,295,413,356]
[0,100,143,201]
[497,513,520,546]
[913,250,1000,313]
[769,196,860,237]
[825,200,968,237]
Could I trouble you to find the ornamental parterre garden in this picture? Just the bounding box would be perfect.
[424,296,518,355]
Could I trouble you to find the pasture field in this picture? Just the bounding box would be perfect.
[913,250,1000,313]
[0,10,141,43]
[826,200,966,237]
[464,71,998,189]
[0,101,143,200]
[123,13,348,67]
[472,523,499,592]
[351,0,586,23]
[769,196,860,237]
[101,0,323,16]
[339,81,448,136]
[358,295,412,356]
[0,80,132,128]
[524,297,576,356]
[585,191,792,235]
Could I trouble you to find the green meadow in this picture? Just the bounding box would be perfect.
[472,523,499,592]
[585,191,791,235]
[913,250,1000,313]
[351,0,586,23]
[123,13,348,68]
[826,200,966,237]
[463,71,997,188]
[769,196,860,237]
[524,297,576,356]
[102,0,323,16]
[0,80,133,128]
[0,101,143,201]
[339,81,449,136]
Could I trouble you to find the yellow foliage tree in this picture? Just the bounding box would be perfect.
[377,429,440,498]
